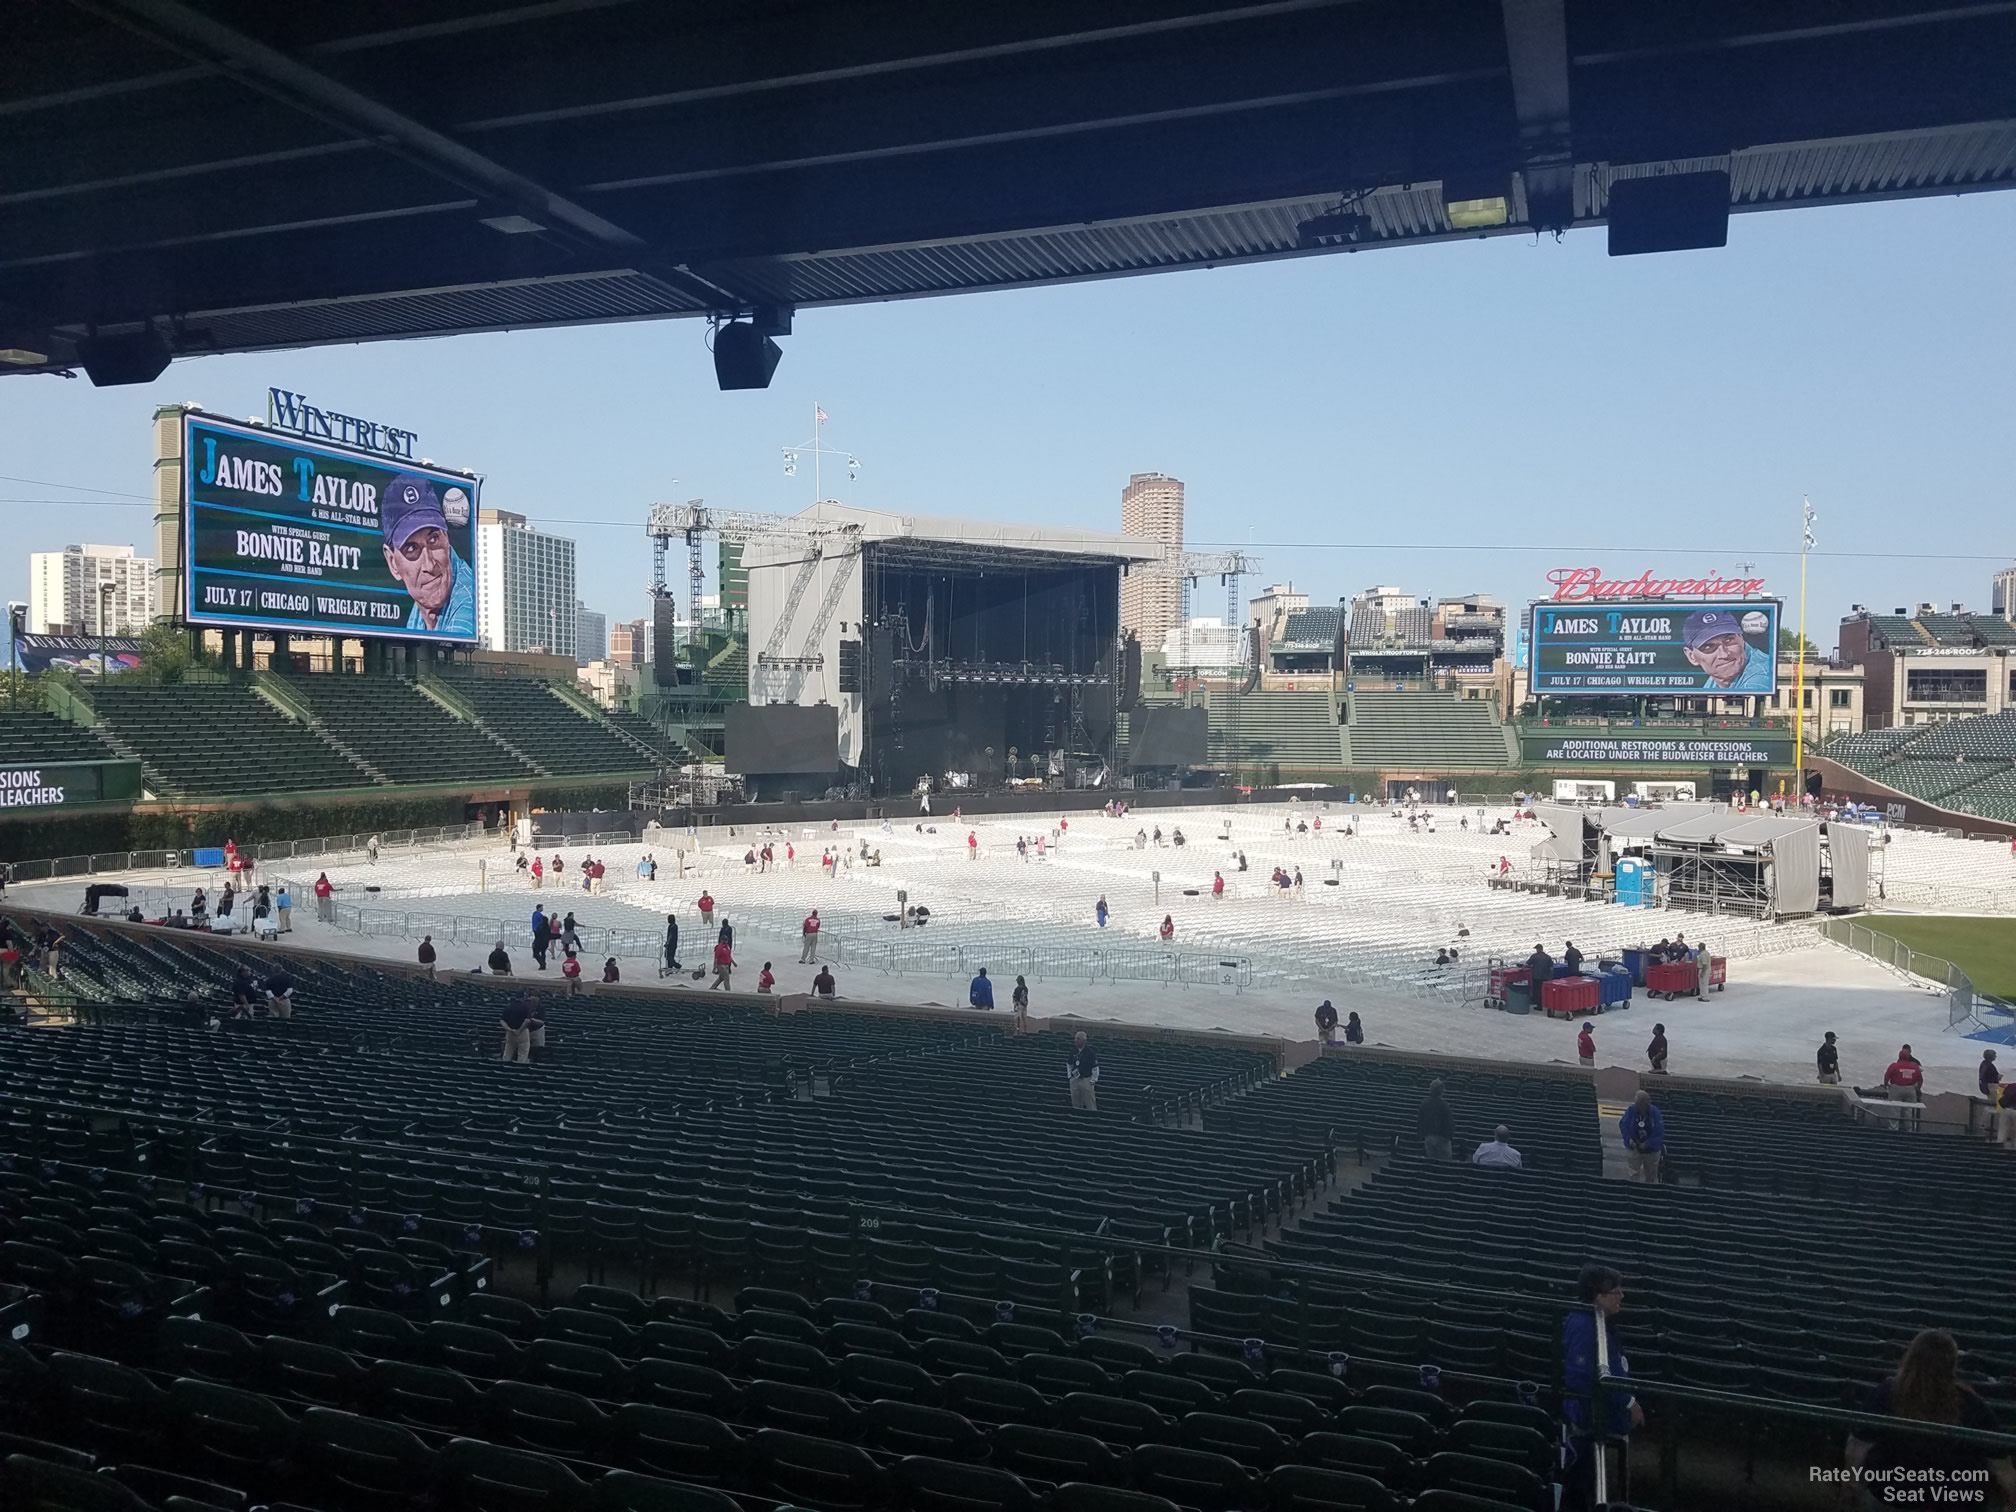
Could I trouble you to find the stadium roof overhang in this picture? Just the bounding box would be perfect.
[7,0,2015,381]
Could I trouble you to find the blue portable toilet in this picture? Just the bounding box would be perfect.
[1615,856,1650,907]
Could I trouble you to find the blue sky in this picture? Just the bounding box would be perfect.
[4,191,2011,652]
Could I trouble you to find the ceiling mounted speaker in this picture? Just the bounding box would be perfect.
[712,322,783,390]
[1607,171,1730,257]
[78,328,172,387]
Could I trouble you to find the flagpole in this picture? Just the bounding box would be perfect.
[1795,496,1812,790]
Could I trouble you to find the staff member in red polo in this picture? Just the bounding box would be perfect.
[799,909,821,963]
[312,871,334,922]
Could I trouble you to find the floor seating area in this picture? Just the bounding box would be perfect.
[277,677,533,785]
[441,676,658,776]
[0,711,120,764]
[1346,695,1512,772]
[91,685,371,796]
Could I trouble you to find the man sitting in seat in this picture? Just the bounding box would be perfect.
[1471,1125,1522,1168]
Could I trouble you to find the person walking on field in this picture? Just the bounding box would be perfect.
[530,856,543,889]
[800,909,821,963]
[417,936,436,978]
[1213,870,1225,901]
[697,890,715,928]
[1577,1021,1596,1068]
[313,872,334,922]
[710,934,734,990]
[274,883,292,933]
[1067,1032,1100,1111]
[1647,1023,1669,1075]
[531,906,550,971]
[662,914,682,976]
[1012,975,1029,1031]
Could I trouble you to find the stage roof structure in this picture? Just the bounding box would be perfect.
[788,503,1168,571]
[7,0,2015,379]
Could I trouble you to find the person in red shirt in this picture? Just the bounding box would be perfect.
[1158,915,1175,942]
[799,909,821,963]
[1498,855,1511,878]
[312,872,334,922]
[967,831,979,861]
[1884,1045,1925,1102]
[1577,1022,1596,1067]
[757,962,776,993]
[530,856,543,889]
[697,891,714,927]
[710,936,735,990]
[785,842,795,866]
[560,952,582,993]
[1212,871,1225,900]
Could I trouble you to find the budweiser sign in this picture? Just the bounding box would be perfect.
[1546,566,1767,603]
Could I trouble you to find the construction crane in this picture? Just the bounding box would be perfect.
[1148,547,1261,684]
[645,501,863,690]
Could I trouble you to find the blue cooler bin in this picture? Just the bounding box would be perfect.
[1599,969,1633,1008]
[1622,947,1652,986]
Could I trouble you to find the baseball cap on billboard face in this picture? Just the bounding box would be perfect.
[380,475,448,548]
[1682,609,1743,648]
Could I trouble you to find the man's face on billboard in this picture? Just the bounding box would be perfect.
[385,526,452,620]
[1684,631,1747,685]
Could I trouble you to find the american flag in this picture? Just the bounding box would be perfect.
[815,406,828,424]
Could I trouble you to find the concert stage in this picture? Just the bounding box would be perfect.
[739,505,1162,797]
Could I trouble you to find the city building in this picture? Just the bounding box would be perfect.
[1993,565,2016,620]
[1119,472,1183,650]
[1248,583,1310,643]
[27,544,156,635]
[576,604,607,665]
[1839,603,2016,727]
[577,658,642,711]
[1159,617,1247,674]
[610,618,652,665]
[474,509,578,657]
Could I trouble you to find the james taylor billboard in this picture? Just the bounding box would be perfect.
[183,414,478,642]
[1530,601,1780,695]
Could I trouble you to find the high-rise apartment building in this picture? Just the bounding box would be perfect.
[475,509,578,656]
[575,605,607,665]
[28,544,156,635]
[1994,565,2016,621]
[1119,472,1183,649]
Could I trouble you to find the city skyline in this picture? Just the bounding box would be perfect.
[2,193,2011,646]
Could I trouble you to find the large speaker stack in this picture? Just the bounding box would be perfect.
[652,595,680,687]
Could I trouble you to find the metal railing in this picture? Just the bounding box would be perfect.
[1817,917,1984,1030]
[3,822,494,885]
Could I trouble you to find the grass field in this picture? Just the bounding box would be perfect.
[1868,915,2016,998]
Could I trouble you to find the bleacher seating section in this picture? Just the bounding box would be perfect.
[1197,690,1343,774]
[0,712,119,765]
[278,677,534,785]
[4,912,2010,1512]
[603,710,685,765]
[92,685,370,797]
[1271,611,1340,654]
[442,677,658,776]
[1347,604,1432,649]
[1826,712,2016,822]
[1347,693,1512,771]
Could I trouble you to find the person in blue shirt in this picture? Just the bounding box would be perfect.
[379,475,477,638]
[1561,1263,1640,1512]
[1679,608,1772,692]
[968,966,995,1010]
[1095,896,1109,929]
[1619,1090,1664,1183]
